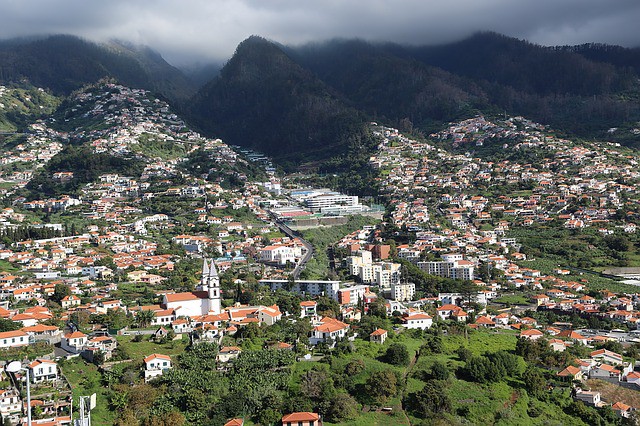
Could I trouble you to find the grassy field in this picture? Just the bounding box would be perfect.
[60,357,115,425]
[492,294,532,305]
[115,334,189,360]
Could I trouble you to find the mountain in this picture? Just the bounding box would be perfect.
[290,34,640,141]
[0,35,196,101]
[189,33,640,165]
[3,32,640,167]
[102,40,198,100]
[188,36,368,166]
[0,82,60,132]
[287,39,489,132]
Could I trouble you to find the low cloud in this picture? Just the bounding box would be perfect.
[0,0,638,65]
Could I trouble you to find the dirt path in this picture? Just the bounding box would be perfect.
[398,350,421,425]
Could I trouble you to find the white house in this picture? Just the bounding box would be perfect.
[402,313,433,330]
[217,346,242,363]
[61,331,87,353]
[28,359,58,383]
[590,349,623,365]
[310,317,349,347]
[574,389,601,406]
[0,330,29,349]
[370,328,388,344]
[300,301,317,319]
[0,389,21,419]
[144,354,172,382]
[61,295,81,309]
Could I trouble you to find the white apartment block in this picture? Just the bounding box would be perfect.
[347,251,401,288]
[305,193,359,212]
[390,282,416,301]
[260,279,341,301]
[417,255,475,281]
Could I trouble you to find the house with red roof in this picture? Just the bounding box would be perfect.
[61,331,87,353]
[402,312,433,330]
[0,330,29,349]
[370,328,388,344]
[557,365,584,381]
[217,346,242,363]
[310,317,349,347]
[28,359,58,383]
[60,295,81,309]
[281,412,321,426]
[520,329,543,340]
[475,315,495,328]
[611,401,634,419]
[144,354,172,382]
[626,371,640,387]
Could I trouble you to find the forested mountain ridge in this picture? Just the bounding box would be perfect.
[188,36,369,168]
[0,35,197,101]
[189,33,640,161]
[1,32,640,167]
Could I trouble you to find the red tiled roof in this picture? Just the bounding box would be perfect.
[281,412,320,422]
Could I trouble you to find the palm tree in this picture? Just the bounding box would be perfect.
[135,309,156,328]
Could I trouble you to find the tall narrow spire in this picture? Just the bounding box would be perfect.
[202,258,210,277]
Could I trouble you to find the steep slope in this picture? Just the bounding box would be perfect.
[0,83,60,132]
[403,32,634,96]
[289,39,489,132]
[0,35,196,101]
[188,36,367,166]
[103,40,198,100]
[291,34,640,145]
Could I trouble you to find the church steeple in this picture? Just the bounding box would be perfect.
[200,258,221,314]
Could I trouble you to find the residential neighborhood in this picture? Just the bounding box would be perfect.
[1,82,640,425]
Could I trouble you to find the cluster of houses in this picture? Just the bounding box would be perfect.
[368,121,640,295]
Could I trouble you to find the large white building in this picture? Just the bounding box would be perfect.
[347,251,401,288]
[417,254,475,281]
[389,282,416,301]
[259,245,302,266]
[260,279,340,300]
[162,259,221,318]
[304,192,359,213]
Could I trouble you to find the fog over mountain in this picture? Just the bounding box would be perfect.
[0,0,639,65]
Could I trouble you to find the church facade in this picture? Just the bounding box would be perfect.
[162,259,222,318]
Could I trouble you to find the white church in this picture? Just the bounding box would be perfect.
[162,259,222,318]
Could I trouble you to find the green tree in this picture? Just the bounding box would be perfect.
[383,343,410,366]
[325,393,359,422]
[0,318,21,333]
[523,366,547,399]
[412,380,452,416]
[135,310,156,328]
[52,283,72,303]
[430,361,450,380]
[366,371,398,403]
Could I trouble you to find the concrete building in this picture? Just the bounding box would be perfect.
[389,282,416,301]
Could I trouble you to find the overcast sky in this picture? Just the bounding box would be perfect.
[1,0,639,65]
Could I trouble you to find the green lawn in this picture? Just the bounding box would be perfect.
[325,411,409,426]
[442,329,518,356]
[115,334,189,361]
[493,294,532,305]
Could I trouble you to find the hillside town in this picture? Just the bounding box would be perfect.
[1,83,640,425]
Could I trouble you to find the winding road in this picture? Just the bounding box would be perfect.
[270,215,314,279]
